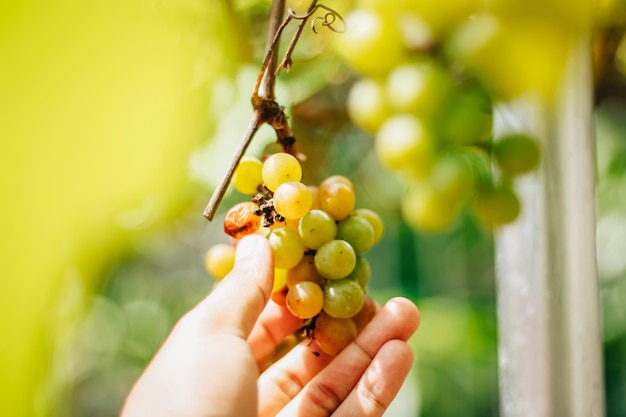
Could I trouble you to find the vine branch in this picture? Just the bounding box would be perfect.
[203,0,339,221]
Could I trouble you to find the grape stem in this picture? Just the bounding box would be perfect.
[203,0,326,221]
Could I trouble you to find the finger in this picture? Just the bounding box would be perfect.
[192,234,274,339]
[248,300,304,362]
[258,342,334,416]
[270,297,420,417]
[333,340,414,417]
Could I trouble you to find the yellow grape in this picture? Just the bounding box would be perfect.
[402,182,463,233]
[314,312,358,355]
[375,114,436,177]
[232,156,264,195]
[319,175,354,193]
[286,281,325,319]
[347,78,393,133]
[309,185,321,210]
[262,152,303,192]
[352,296,378,333]
[385,60,450,120]
[333,8,407,76]
[287,255,326,288]
[273,268,288,293]
[204,244,235,280]
[273,181,313,220]
[319,182,356,221]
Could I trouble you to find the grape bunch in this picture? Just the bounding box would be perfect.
[205,152,382,355]
[329,0,545,232]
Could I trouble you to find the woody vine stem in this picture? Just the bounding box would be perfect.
[203,0,344,221]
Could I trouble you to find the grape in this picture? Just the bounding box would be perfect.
[429,153,476,204]
[232,156,264,195]
[314,240,357,280]
[269,217,300,232]
[271,285,288,306]
[352,208,384,243]
[273,268,288,293]
[437,91,492,145]
[273,181,313,219]
[492,133,541,177]
[402,182,463,233]
[352,296,377,332]
[319,175,354,193]
[268,227,305,269]
[347,78,392,133]
[204,244,235,280]
[375,114,435,177]
[262,152,303,192]
[323,278,365,319]
[319,182,356,221]
[385,60,450,120]
[298,209,337,250]
[346,255,371,289]
[333,9,407,76]
[224,202,262,239]
[314,312,358,355]
[287,255,326,288]
[286,281,325,319]
[472,183,521,226]
[336,215,375,254]
[308,185,321,210]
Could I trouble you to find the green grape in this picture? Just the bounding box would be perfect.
[314,312,358,355]
[298,209,337,250]
[319,182,356,221]
[336,215,375,254]
[232,156,264,195]
[333,8,407,76]
[385,60,450,120]
[346,255,371,289]
[472,182,521,226]
[204,243,235,280]
[262,152,303,192]
[286,281,325,319]
[268,227,305,269]
[286,255,326,288]
[347,78,392,133]
[402,182,463,233]
[437,91,492,145]
[323,278,365,319]
[375,114,436,177]
[273,181,313,220]
[429,153,476,204]
[492,133,541,177]
[352,208,384,243]
[314,239,357,280]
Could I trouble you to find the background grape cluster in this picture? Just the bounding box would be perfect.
[205,152,383,355]
[327,0,549,233]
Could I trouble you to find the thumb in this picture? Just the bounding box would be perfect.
[195,234,275,339]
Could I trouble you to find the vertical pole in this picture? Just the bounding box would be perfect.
[493,36,605,417]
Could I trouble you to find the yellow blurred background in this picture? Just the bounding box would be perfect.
[0,1,241,415]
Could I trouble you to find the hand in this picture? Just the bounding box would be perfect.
[121,234,420,417]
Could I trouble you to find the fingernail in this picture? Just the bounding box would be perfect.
[235,235,259,261]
